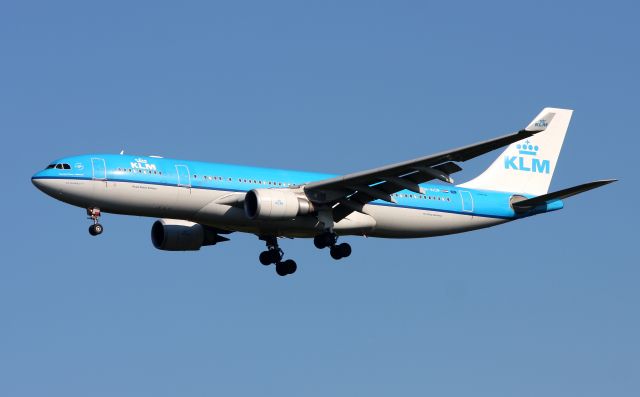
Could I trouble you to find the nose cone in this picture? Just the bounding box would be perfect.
[31,171,44,189]
[31,171,56,196]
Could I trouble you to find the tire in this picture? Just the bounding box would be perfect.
[314,233,335,249]
[270,249,283,263]
[89,224,103,236]
[330,245,343,260]
[275,262,289,276]
[314,235,326,249]
[259,251,272,266]
[283,259,297,275]
[338,243,351,258]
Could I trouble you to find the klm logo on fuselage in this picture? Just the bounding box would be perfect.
[504,141,550,174]
[131,157,157,171]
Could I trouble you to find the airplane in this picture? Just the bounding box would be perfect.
[32,108,615,276]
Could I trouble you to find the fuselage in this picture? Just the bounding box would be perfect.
[31,154,563,238]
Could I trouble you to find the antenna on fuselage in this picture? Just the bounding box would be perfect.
[120,150,125,155]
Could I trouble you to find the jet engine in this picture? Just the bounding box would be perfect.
[151,219,228,251]
[244,189,315,220]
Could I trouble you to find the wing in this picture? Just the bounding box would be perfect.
[304,112,555,221]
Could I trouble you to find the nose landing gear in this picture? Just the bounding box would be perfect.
[87,207,103,236]
[259,236,297,276]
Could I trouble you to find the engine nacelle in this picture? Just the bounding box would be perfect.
[244,189,315,220]
[151,219,222,251]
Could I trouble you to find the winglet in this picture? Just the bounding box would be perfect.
[525,112,556,132]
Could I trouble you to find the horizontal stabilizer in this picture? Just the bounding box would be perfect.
[512,179,617,212]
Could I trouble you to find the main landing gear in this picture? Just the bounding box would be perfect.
[314,232,352,260]
[87,207,103,236]
[259,237,297,277]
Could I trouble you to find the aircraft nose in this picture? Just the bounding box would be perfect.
[31,172,45,190]
[31,171,55,195]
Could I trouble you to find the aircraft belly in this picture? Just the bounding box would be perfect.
[363,204,507,238]
[103,183,227,219]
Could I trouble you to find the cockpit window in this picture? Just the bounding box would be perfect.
[50,163,71,170]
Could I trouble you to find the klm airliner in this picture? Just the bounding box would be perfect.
[32,108,615,276]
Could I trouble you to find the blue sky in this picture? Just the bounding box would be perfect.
[1,1,638,396]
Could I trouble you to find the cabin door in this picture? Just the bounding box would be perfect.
[91,158,107,180]
[176,165,191,188]
[460,190,474,213]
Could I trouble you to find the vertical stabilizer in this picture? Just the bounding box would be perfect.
[458,108,573,196]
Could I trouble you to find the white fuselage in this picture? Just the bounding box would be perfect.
[33,177,507,238]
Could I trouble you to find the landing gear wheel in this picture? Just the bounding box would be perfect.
[276,262,288,276]
[337,243,351,258]
[330,245,343,260]
[259,249,282,266]
[314,232,336,249]
[330,243,351,260]
[283,259,297,274]
[314,235,325,249]
[259,251,272,266]
[276,259,297,276]
[87,208,103,236]
[89,223,103,236]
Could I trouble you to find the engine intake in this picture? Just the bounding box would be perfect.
[151,219,226,251]
[244,189,314,220]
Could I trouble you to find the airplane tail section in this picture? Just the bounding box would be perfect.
[459,108,573,196]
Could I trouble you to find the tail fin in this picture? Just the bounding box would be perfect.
[459,107,573,195]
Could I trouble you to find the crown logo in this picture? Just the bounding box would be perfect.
[534,118,548,128]
[517,140,539,156]
[134,158,148,163]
